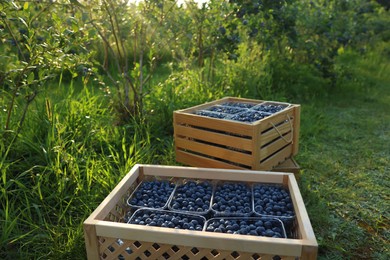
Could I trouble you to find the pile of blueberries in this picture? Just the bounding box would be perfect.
[129,209,204,231]
[169,180,213,214]
[207,105,245,114]
[195,110,226,119]
[212,182,252,216]
[222,102,255,109]
[193,101,287,123]
[253,184,295,218]
[205,218,285,238]
[252,104,286,114]
[230,110,270,123]
[127,180,175,209]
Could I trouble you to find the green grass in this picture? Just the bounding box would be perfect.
[296,79,390,258]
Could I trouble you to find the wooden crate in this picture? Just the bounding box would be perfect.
[273,157,301,178]
[84,164,317,260]
[174,97,300,171]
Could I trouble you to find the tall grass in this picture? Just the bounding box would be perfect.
[0,79,164,258]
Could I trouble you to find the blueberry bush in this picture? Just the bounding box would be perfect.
[1,0,389,259]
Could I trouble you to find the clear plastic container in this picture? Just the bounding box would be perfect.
[211,181,253,217]
[126,176,176,210]
[204,216,287,238]
[128,208,206,231]
[168,179,214,215]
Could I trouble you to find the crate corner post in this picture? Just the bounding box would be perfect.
[301,243,318,260]
[292,104,301,156]
[83,220,100,260]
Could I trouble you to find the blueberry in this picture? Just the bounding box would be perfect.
[253,184,295,218]
[207,105,245,114]
[128,180,175,209]
[214,228,223,232]
[222,102,255,109]
[170,180,213,214]
[129,209,204,231]
[252,104,286,114]
[212,182,252,215]
[195,110,226,119]
[230,110,270,122]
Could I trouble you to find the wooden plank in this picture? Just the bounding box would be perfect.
[83,223,100,260]
[292,105,301,156]
[95,222,304,257]
[273,158,301,176]
[256,109,295,131]
[288,176,317,243]
[140,164,286,184]
[175,124,253,152]
[259,144,293,171]
[84,165,140,222]
[174,112,254,136]
[260,121,292,146]
[301,245,318,260]
[260,132,293,161]
[175,138,253,166]
[252,125,262,169]
[176,150,245,170]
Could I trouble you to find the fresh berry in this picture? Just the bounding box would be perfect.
[207,105,245,114]
[128,180,175,209]
[253,184,295,218]
[222,102,255,109]
[129,209,205,231]
[169,180,213,214]
[205,218,285,238]
[212,182,252,215]
[252,104,286,114]
[195,110,226,119]
[230,110,270,123]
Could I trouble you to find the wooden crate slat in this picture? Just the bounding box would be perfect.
[257,109,295,131]
[260,132,293,161]
[175,124,253,151]
[292,105,301,156]
[260,121,292,146]
[141,164,286,183]
[174,113,254,136]
[175,138,253,166]
[259,143,293,171]
[176,150,245,170]
[273,158,301,178]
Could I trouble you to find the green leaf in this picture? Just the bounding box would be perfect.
[27,72,34,84]
[337,46,345,55]
[23,2,29,10]
[18,17,28,28]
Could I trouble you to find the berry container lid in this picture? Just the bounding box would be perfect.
[203,216,287,239]
[168,179,214,216]
[127,208,206,232]
[126,176,176,210]
[211,181,253,217]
